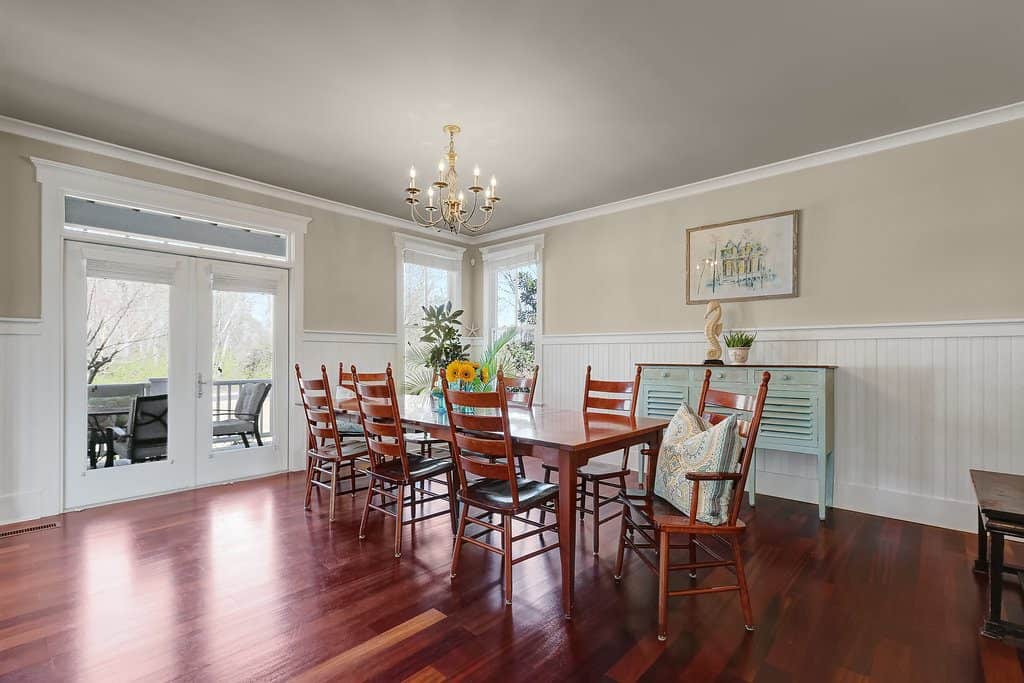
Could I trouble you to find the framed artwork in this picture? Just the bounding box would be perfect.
[685,210,799,304]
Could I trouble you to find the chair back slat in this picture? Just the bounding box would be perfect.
[295,363,343,455]
[455,433,509,458]
[583,365,641,418]
[454,452,511,480]
[443,372,520,506]
[446,387,503,409]
[363,418,401,439]
[695,368,771,525]
[452,412,505,432]
[351,364,411,481]
[503,365,539,409]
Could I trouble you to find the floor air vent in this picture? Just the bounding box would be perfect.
[0,522,59,539]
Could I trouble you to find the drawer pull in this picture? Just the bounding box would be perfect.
[717,372,726,378]
[661,371,670,378]
[782,374,792,380]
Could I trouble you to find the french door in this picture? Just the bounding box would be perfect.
[63,241,289,509]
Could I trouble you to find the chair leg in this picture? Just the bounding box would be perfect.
[328,461,339,523]
[658,529,670,642]
[579,480,586,522]
[446,470,458,534]
[240,432,250,448]
[732,536,755,631]
[516,455,526,479]
[348,457,357,497]
[394,483,405,558]
[451,504,469,578]
[592,478,602,556]
[359,478,375,539]
[688,533,697,579]
[614,506,629,581]
[303,456,315,510]
[254,429,263,447]
[503,513,513,606]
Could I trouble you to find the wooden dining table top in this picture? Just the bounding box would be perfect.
[334,393,670,451]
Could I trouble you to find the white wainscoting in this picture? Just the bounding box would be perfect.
[0,321,57,525]
[539,320,1024,532]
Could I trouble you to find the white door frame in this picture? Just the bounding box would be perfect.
[33,158,310,512]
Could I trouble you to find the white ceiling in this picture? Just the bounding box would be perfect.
[2,1,1023,233]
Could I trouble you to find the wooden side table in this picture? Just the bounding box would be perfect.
[971,468,1024,642]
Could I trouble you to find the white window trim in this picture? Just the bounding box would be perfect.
[32,158,311,515]
[480,235,544,396]
[394,233,466,386]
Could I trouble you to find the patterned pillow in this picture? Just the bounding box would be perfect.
[662,402,708,444]
[654,406,742,525]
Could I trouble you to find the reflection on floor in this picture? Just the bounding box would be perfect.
[0,465,1020,681]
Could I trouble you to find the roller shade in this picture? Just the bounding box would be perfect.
[65,196,288,259]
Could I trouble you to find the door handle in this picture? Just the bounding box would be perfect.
[196,372,207,398]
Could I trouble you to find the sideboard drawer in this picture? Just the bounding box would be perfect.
[642,366,690,382]
[757,368,823,386]
[698,367,750,384]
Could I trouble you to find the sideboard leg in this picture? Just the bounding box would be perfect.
[826,450,835,508]
[747,449,757,507]
[817,453,828,520]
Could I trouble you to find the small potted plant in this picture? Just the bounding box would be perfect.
[723,330,756,364]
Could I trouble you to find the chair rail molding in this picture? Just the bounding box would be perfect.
[538,317,1024,533]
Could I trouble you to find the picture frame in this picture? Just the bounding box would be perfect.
[685,210,800,304]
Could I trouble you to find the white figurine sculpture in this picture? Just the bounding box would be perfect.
[704,300,723,362]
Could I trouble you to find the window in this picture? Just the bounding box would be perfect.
[395,235,464,393]
[481,235,543,379]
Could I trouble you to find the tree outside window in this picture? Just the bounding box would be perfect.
[493,263,537,376]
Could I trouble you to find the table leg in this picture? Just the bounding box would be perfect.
[983,532,1005,638]
[557,449,577,620]
[643,431,663,492]
[974,509,989,573]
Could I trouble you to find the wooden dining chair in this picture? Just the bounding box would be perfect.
[614,369,770,640]
[502,364,539,477]
[295,363,363,522]
[443,372,560,606]
[542,365,641,556]
[352,365,458,558]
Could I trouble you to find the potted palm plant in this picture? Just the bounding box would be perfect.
[723,330,756,364]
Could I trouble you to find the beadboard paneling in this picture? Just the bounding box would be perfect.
[539,323,1024,531]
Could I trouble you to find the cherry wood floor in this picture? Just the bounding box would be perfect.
[2,466,1023,682]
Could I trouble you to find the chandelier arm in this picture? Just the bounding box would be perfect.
[460,189,481,226]
[410,203,443,228]
[461,207,495,233]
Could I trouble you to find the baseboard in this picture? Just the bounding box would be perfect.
[0,489,45,527]
[837,483,976,532]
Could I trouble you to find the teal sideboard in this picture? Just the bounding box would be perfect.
[637,363,836,520]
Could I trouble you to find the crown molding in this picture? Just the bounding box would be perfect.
[0,114,473,244]
[7,99,1024,249]
[476,99,1024,245]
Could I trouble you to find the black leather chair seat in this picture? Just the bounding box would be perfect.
[542,459,628,480]
[460,477,558,513]
[372,455,453,483]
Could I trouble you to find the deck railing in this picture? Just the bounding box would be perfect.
[87,378,273,441]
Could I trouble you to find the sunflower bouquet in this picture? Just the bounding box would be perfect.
[444,360,492,389]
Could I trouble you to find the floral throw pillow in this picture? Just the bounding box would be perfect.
[654,405,742,525]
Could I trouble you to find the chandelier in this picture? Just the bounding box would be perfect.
[404,124,501,235]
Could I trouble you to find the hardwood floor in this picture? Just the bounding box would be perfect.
[1,467,1022,682]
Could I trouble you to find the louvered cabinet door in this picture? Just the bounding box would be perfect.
[640,383,689,419]
[756,391,821,454]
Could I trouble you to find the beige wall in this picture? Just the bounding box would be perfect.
[492,118,1024,335]
[0,130,468,331]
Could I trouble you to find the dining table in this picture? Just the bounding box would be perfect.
[333,393,670,620]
